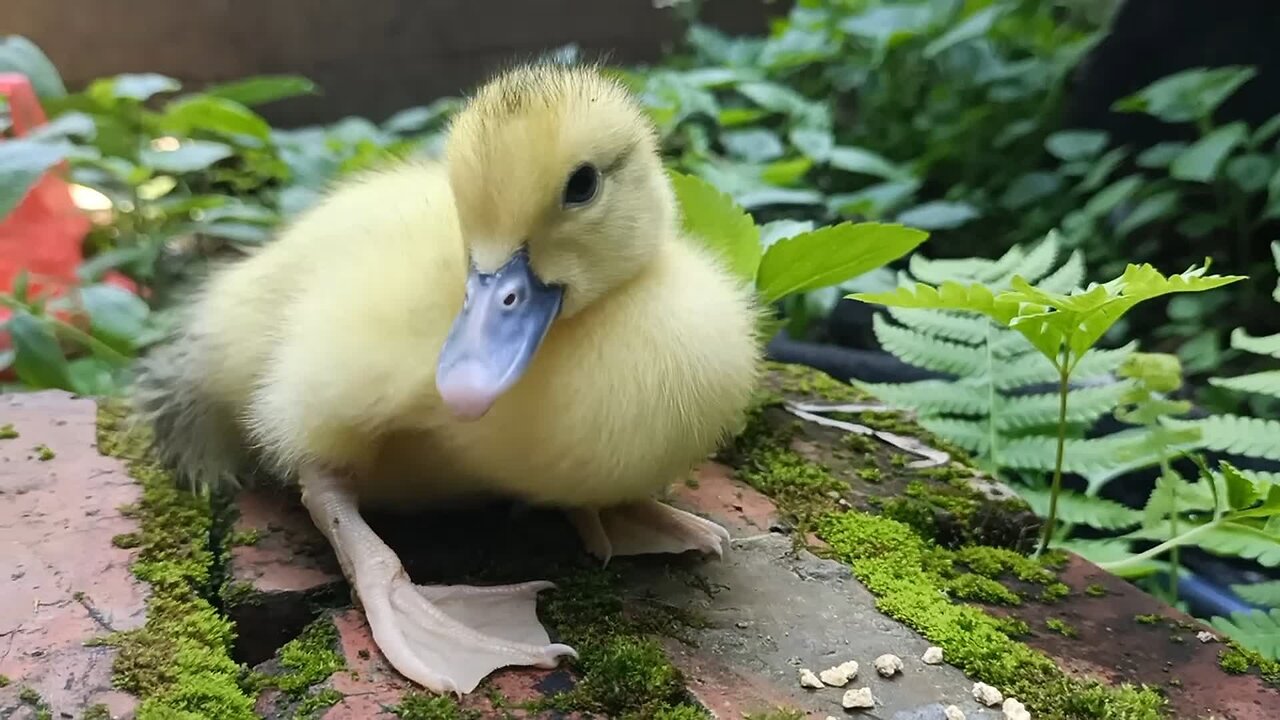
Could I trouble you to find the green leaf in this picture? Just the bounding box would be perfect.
[8,311,72,390]
[1170,122,1248,182]
[1013,487,1143,531]
[789,127,833,162]
[1233,581,1280,608]
[1225,153,1273,192]
[0,35,66,98]
[202,75,318,106]
[1045,130,1109,162]
[757,222,928,303]
[869,314,989,376]
[721,128,784,162]
[827,146,907,180]
[1136,142,1188,170]
[1113,66,1256,123]
[1210,609,1280,659]
[1166,415,1280,461]
[668,170,760,283]
[1227,327,1280,359]
[896,201,980,230]
[1001,172,1064,210]
[0,138,69,218]
[160,96,273,140]
[1115,190,1180,237]
[139,140,235,174]
[995,382,1131,432]
[923,5,1003,58]
[79,284,150,350]
[1210,370,1280,397]
[90,73,181,103]
[67,357,121,396]
[1192,522,1280,567]
[1222,461,1262,511]
[855,378,990,417]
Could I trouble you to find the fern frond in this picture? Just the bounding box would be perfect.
[1036,249,1086,294]
[992,343,1134,390]
[854,379,990,417]
[1012,486,1143,530]
[1074,343,1138,378]
[1228,328,1280,359]
[916,417,991,454]
[885,307,992,344]
[907,254,998,285]
[1055,538,1166,578]
[990,233,1060,288]
[1126,522,1280,567]
[997,435,1135,473]
[872,314,988,376]
[1164,415,1280,461]
[1232,580,1280,608]
[995,381,1131,432]
[1209,370,1280,398]
[1209,609,1280,660]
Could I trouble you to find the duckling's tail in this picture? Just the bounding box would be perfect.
[127,329,247,495]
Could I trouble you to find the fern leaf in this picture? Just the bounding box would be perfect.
[1228,327,1280,359]
[1012,486,1143,530]
[997,435,1135,473]
[1209,609,1280,660]
[872,314,988,376]
[908,254,997,285]
[916,417,991,454]
[995,381,1131,432]
[994,351,1061,389]
[1209,370,1280,398]
[1188,523,1280,567]
[885,306,993,344]
[854,379,991,417]
[1232,580,1280,608]
[990,233,1061,288]
[1036,249,1086,294]
[1165,415,1280,461]
[1056,538,1166,578]
[1074,343,1138,378]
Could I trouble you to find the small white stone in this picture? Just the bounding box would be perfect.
[819,660,859,687]
[922,645,945,665]
[943,705,967,720]
[874,653,904,677]
[1197,630,1217,643]
[841,686,875,709]
[1002,697,1031,720]
[972,681,1004,707]
[798,668,823,689]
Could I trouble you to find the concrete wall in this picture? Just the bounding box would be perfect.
[2,0,788,126]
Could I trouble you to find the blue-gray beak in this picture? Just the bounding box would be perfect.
[435,248,564,420]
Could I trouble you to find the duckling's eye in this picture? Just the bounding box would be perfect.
[562,163,600,208]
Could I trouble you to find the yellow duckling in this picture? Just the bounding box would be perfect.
[130,60,762,695]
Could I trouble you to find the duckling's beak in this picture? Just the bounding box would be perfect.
[436,248,564,421]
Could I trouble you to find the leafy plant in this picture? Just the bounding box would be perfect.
[847,243,1246,554]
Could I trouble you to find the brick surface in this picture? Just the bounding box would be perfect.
[0,391,146,719]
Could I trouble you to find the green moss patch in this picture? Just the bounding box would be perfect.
[95,400,259,720]
[0,423,18,439]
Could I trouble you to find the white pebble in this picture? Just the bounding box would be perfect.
[798,668,823,689]
[944,705,966,720]
[819,660,859,687]
[972,682,1004,707]
[841,686,875,709]
[922,645,945,665]
[874,653,904,677]
[1002,697,1030,720]
[1197,630,1217,643]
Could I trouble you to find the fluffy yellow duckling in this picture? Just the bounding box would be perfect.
[130,60,762,695]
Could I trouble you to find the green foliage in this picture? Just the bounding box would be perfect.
[1209,609,1280,661]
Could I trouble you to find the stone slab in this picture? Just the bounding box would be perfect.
[0,391,146,719]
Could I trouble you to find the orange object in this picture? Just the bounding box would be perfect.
[0,73,137,370]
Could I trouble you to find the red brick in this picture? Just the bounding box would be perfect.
[0,391,148,718]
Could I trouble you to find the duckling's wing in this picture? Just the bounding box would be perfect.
[299,468,576,694]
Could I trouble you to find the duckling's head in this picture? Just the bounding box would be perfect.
[435,60,677,420]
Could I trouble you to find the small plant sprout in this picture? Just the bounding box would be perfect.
[848,240,1246,555]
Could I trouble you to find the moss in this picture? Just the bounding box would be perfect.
[1217,648,1250,674]
[769,361,867,403]
[260,617,344,697]
[227,528,261,547]
[0,674,8,687]
[0,423,18,439]
[293,688,343,719]
[1039,582,1071,603]
[995,616,1031,637]
[742,710,805,720]
[219,580,259,608]
[1085,583,1108,597]
[392,692,482,720]
[1046,618,1079,638]
[34,444,55,461]
[112,532,142,549]
[945,573,1022,605]
[17,685,41,704]
[857,466,882,483]
[1134,614,1163,625]
[94,400,258,720]
[1217,641,1280,688]
[83,704,112,720]
[953,545,1055,585]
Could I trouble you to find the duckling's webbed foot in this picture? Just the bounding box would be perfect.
[299,468,576,695]
[569,499,731,565]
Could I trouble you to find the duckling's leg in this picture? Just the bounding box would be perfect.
[299,467,576,695]
[568,499,731,564]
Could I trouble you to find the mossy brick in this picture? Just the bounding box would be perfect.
[0,392,147,719]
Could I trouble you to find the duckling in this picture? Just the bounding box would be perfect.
[129,60,763,696]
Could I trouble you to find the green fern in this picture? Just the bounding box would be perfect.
[1209,609,1280,660]
[1232,580,1280,608]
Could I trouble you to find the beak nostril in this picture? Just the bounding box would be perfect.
[502,292,518,307]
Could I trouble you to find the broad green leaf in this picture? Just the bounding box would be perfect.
[202,74,318,106]
[827,146,907,180]
[1222,461,1262,511]
[759,157,812,185]
[789,127,834,162]
[8,311,72,390]
[1115,190,1180,237]
[1226,153,1273,192]
[1136,142,1188,169]
[1232,580,1280,608]
[67,357,120,396]
[668,170,760,283]
[1209,609,1280,659]
[139,140,235,174]
[89,73,181,103]
[757,222,928,303]
[923,5,1003,58]
[829,179,920,218]
[1083,175,1143,218]
[1000,171,1063,210]
[896,201,980,230]
[0,138,68,218]
[79,283,150,351]
[0,35,66,98]
[849,280,1020,325]
[721,128,785,162]
[160,96,273,140]
[1045,130,1109,162]
[1113,66,1256,123]
[839,6,934,46]
[1169,122,1247,182]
